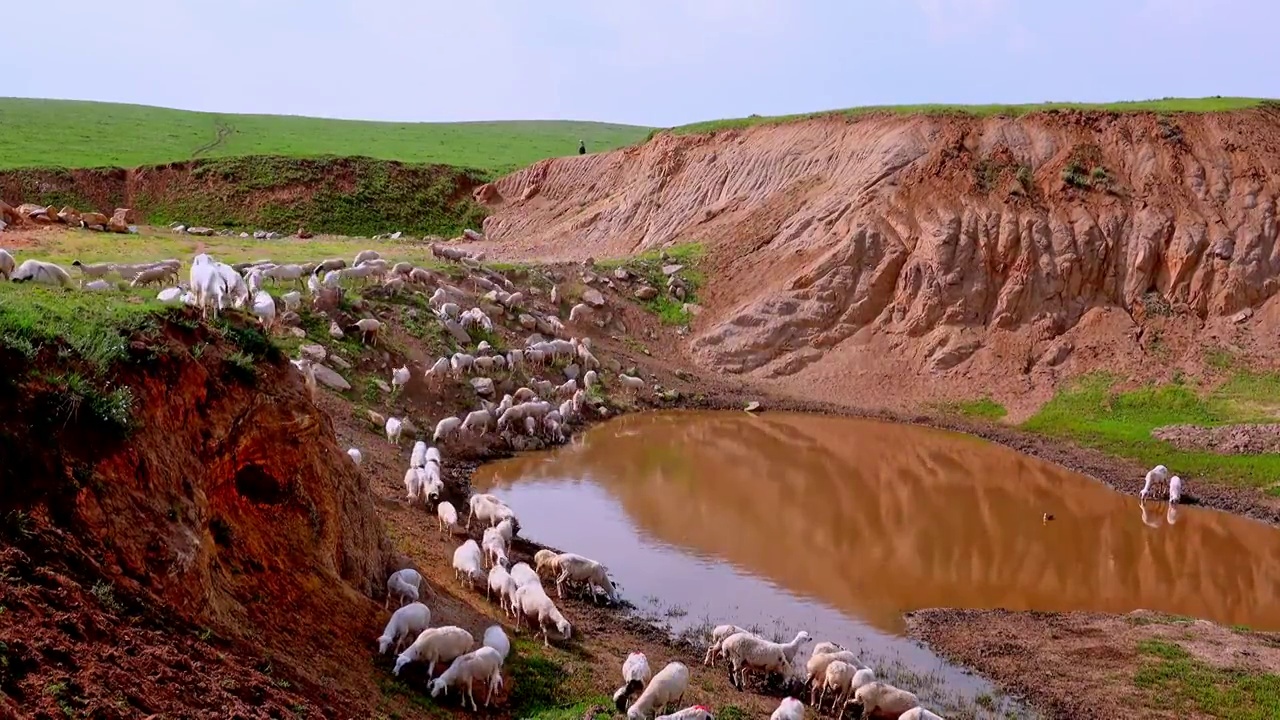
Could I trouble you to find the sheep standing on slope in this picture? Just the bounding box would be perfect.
[392,365,410,394]
[377,602,431,655]
[487,564,517,614]
[453,539,486,588]
[435,416,463,441]
[613,652,652,712]
[1169,475,1184,504]
[704,624,754,666]
[394,625,474,677]
[428,645,504,711]
[512,583,572,647]
[437,501,458,533]
[1139,464,1169,502]
[770,697,804,720]
[385,417,404,445]
[720,632,793,690]
[482,526,509,569]
[551,553,618,604]
[482,625,510,660]
[626,661,690,720]
[347,448,362,466]
[385,568,422,609]
[0,249,17,280]
[845,681,920,719]
[654,708,713,720]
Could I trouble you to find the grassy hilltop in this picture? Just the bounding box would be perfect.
[0,98,653,174]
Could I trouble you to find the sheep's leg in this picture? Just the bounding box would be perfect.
[554,570,568,598]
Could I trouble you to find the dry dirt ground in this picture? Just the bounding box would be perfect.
[907,609,1280,720]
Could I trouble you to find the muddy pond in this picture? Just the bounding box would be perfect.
[473,410,1280,713]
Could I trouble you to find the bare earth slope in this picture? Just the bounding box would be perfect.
[480,108,1280,416]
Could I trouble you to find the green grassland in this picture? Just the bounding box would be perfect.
[0,98,653,174]
[669,96,1275,135]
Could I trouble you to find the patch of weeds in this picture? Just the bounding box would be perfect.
[521,696,613,720]
[1023,372,1280,488]
[0,283,166,373]
[213,317,280,361]
[469,326,505,352]
[90,581,123,614]
[934,397,1007,421]
[361,379,381,405]
[44,680,76,716]
[223,350,257,382]
[973,157,1008,193]
[717,706,749,720]
[1158,115,1185,143]
[1015,165,1035,195]
[1061,161,1090,188]
[664,603,689,618]
[3,510,34,539]
[1090,165,1111,187]
[198,627,213,642]
[1133,639,1280,719]
[51,373,136,434]
[507,646,569,716]
[1205,347,1237,372]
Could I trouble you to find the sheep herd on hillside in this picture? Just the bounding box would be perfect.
[0,240,953,718]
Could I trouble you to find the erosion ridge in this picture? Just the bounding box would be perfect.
[479,107,1280,416]
[0,314,393,717]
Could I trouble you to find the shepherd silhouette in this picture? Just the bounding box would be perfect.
[578,140,586,155]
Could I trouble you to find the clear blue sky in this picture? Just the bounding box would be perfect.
[3,0,1276,127]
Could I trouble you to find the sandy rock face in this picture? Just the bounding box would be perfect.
[483,109,1280,390]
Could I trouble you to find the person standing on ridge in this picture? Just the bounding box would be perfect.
[578,140,586,155]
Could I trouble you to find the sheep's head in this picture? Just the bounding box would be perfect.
[556,617,572,639]
[392,654,410,676]
[377,634,394,655]
[428,678,446,697]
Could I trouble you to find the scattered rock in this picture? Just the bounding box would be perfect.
[239,232,249,238]
[265,231,280,240]
[299,344,327,362]
[187,226,215,237]
[463,229,484,242]
[312,364,351,391]
[279,311,302,327]
[744,401,761,413]
[390,231,402,240]
[1232,308,1254,323]
[521,184,541,201]
[114,208,138,224]
[605,358,622,373]
[471,377,495,396]
[373,379,391,393]
[107,209,131,233]
[634,286,659,301]
[328,321,345,340]
[81,211,109,227]
[443,318,471,344]
[519,314,538,330]
[613,268,631,281]
[287,327,306,338]
[58,207,82,225]
[0,220,6,232]
[662,264,684,276]
[253,230,268,239]
[474,183,503,204]
[582,288,606,308]
[682,303,703,316]
[329,355,351,370]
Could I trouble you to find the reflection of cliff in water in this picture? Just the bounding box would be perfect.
[479,411,1280,633]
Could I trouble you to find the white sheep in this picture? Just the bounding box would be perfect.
[83,279,112,291]
[190,262,226,319]
[353,318,382,345]
[11,259,73,287]
[264,264,305,285]
[347,448,362,466]
[426,357,451,379]
[354,249,380,265]
[1140,464,1169,502]
[0,249,18,280]
[805,649,862,690]
[703,624,755,666]
[846,681,920,719]
[897,708,945,720]
[453,539,485,588]
[770,697,804,720]
[482,624,510,660]
[392,365,410,393]
[812,641,844,656]
[482,529,509,569]
[451,352,476,376]
[252,290,276,327]
[721,632,793,690]
[487,564,517,614]
[462,409,495,435]
[385,417,403,445]
[513,583,572,647]
[130,265,175,288]
[583,370,599,390]
[468,494,517,529]
[569,303,592,322]
[434,416,463,441]
[278,290,300,312]
[404,468,427,504]
[377,602,431,655]
[626,661,689,720]
[619,374,646,391]
[1169,475,1183,504]
[551,553,618,604]
[428,645,504,711]
[410,440,428,469]
[436,500,459,533]
[654,708,712,720]
[385,568,422,609]
[394,625,474,677]
[815,660,857,710]
[613,652,652,712]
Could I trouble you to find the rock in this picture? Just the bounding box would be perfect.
[519,313,538,330]
[81,211,109,227]
[1040,341,1073,367]
[265,231,280,240]
[312,364,351,391]
[1232,308,1254,323]
[0,220,6,232]
[605,358,623,373]
[299,344,327,362]
[463,229,484,242]
[550,285,560,304]
[471,377,495,396]
[564,363,580,381]
[613,267,631,281]
[672,285,687,301]
[373,379,392,393]
[279,311,302,327]
[582,288,606,308]
[86,224,105,232]
[297,227,314,239]
[662,264,684,276]
[634,286,659,301]
[239,232,249,238]
[520,184,541,201]
[107,209,130,233]
[58,207,82,225]
[442,318,471,344]
[114,208,138,224]
[584,257,596,268]
[682,303,703,316]
[187,226,215,237]
[253,230,268,239]
[329,355,351,370]
[287,327,307,339]
[474,183,503,203]
[390,231,402,240]
[328,321,345,340]
[744,401,761,413]
[525,334,546,346]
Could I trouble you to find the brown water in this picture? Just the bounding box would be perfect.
[473,410,1280,714]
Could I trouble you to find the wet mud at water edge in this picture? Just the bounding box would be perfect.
[472,411,1280,705]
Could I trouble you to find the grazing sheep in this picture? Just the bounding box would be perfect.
[1169,475,1184,504]
[462,409,496,435]
[812,641,844,656]
[404,467,427,504]
[704,625,755,666]
[252,290,276,327]
[897,708,945,720]
[281,290,302,312]
[314,258,347,274]
[626,662,690,720]
[1139,464,1169,502]
[619,374,647,391]
[551,553,618,604]
[392,261,413,276]
[354,249,381,265]
[845,681,920,720]
[655,708,712,720]
[805,649,862,690]
[385,568,422,609]
[426,357,451,380]
[353,318,382,345]
[512,583,572,647]
[410,440,429,469]
[129,265,175,288]
[386,417,404,445]
[509,562,540,588]
[70,259,112,283]
[814,660,856,710]
[468,494,517,529]
[569,303,592,322]
[392,365,410,393]
[583,370,599,390]
[434,416,463,441]
[83,279,112,291]
[264,264,305,285]
[721,632,793,690]
[189,262,226,319]
[11,259,73,287]
[0,249,17,280]
[614,652,652,712]
[483,625,510,660]
[438,302,461,319]
[451,352,476,376]
[770,697,804,720]
[453,539,485,588]
[394,625,474,677]
[347,448,362,466]
[487,564,517,614]
[481,526,509,569]
[437,501,459,533]
[428,645,504,711]
[377,602,431,655]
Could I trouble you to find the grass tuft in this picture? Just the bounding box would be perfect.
[1133,639,1280,719]
[934,397,1008,421]
[0,283,165,374]
[598,242,705,326]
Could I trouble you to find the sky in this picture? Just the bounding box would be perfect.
[2,0,1277,127]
